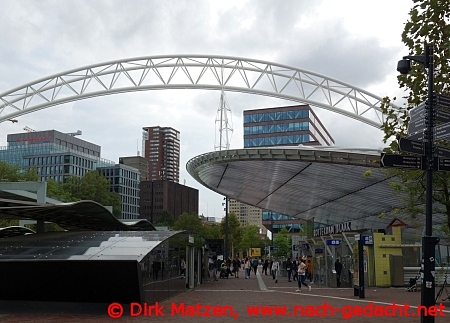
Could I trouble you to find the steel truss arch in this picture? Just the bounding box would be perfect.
[0,55,400,126]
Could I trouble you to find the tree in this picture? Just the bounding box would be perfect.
[48,171,122,217]
[203,224,222,240]
[273,228,291,258]
[239,225,264,252]
[155,210,175,227]
[0,161,38,182]
[380,1,450,240]
[173,212,205,248]
[220,212,242,256]
[0,162,38,228]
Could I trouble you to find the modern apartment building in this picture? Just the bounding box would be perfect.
[142,126,180,182]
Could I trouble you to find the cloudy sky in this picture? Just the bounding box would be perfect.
[0,0,413,219]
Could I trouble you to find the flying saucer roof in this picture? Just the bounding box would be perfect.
[186,147,447,238]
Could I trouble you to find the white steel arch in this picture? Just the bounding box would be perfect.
[0,55,401,127]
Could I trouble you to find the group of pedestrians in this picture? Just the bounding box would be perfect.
[210,254,260,280]
[210,254,312,292]
[261,256,311,291]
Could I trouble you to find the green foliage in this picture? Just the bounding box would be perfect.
[25,223,65,232]
[220,212,242,256]
[0,161,38,182]
[203,224,222,240]
[173,212,205,247]
[379,1,450,236]
[0,220,20,228]
[155,210,175,227]
[273,227,291,257]
[239,225,264,251]
[47,171,122,217]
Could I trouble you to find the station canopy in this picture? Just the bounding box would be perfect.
[0,197,156,232]
[187,146,448,240]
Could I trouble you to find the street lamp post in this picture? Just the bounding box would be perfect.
[224,196,229,260]
[397,44,439,323]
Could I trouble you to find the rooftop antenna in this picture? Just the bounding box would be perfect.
[214,90,233,151]
[66,130,82,137]
[23,126,36,132]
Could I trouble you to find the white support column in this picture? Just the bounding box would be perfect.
[342,232,354,255]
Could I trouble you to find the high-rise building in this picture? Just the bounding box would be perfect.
[142,126,180,182]
[239,104,334,235]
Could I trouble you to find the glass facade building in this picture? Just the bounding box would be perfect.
[0,130,142,220]
[243,105,334,147]
[243,105,334,236]
[97,164,141,219]
[0,130,114,182]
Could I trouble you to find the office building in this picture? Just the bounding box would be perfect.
[142,126,180,182]
[1,129,114,182]
[228,199,267,235]
[97,164,141,219]
[119,156,149,181]
[140,180,198,224]
[243,104,334,147]
[240,104,334,235]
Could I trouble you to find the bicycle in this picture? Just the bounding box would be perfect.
[435,273,450,303]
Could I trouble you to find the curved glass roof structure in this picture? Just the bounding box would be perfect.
[187,147,447,240]
[0,230,182,261]
[0,198,156,231]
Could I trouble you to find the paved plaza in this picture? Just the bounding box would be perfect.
[0,268,449,322]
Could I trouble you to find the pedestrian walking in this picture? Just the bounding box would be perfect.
[285,257,293,282]
[335,258,343,287]
[212,254,218,281]
[271,257,280,283]
[292,257,299,281]
[244,256,251,279]
[263,257,269,275]
[296,258,311,291]
[232,255,241,278]
[252,257,259,275]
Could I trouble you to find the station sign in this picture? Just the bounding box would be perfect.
[326,239,341,246]
[314,248,324,254]
[362,235,373,245]
[398,137,424,155]
[380,153,425,170]
[302,243,310,250]
[313,221,352,237]
[269,246,278,251]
